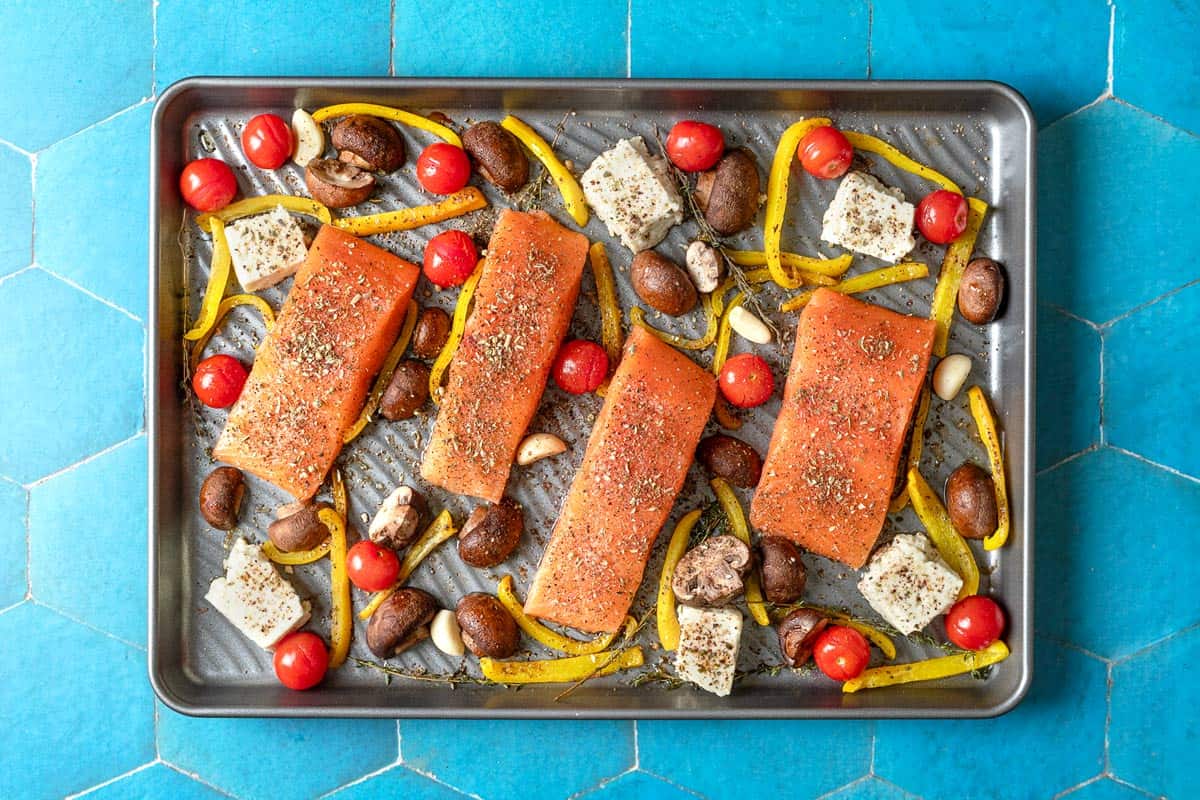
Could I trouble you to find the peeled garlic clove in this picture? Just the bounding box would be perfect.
[430,609,465,657]
[932,354,972,401]
[516,433,567,466]
[728,306,772,344]
[291,109,324,167]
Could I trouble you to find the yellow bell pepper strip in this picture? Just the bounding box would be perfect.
[263,539,330,566]
[907,467,980,599]
[890,386,932,513]
[631,296,720,352]
[968,386,1012,551]
[841,131,962,195]
[657,509,701,651]
[195,195,332,231]
[310,102,462,147]
[496,575,619,656]
[779,262,930,312]
[710,478,770,626]
[332,467,348,519]
[725,248,853,279]
[359,510,457,620]
[343,301,419,443]
[500,115,589,226]
[588,242,624,365]
[188,293,275,371]
[182,218,233,341]
[429,260,484,403]
[332,187,487,237]
[842,640,1010,693]
[317,508,353,668]
[931,197,989,356]
[480,647,645,684]
[764,117,833,288]
[711,292,746,375]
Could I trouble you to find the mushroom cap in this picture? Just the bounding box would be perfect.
[305,158,375,208]
[331,115,405,173]
[455,593,518,658]
[365,587,438,658]
[671,534,752,607]
[700,148,760,236]
[462,121,529,192]
[776,607,829,667]
[199,466,245,531]
[267,502,331,552]
[758,536,807,605]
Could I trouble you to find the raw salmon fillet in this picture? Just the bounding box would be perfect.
[524,326,717,633]
[420,209,588,502]
[213,225,419,500]
[749,289,935,568]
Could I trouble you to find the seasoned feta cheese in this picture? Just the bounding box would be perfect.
[224,205,309,292]
[675,605,743,697]
[205,538,311,649]
[821,171,916,263]
[857,533,962,634]
[582,137,683,252]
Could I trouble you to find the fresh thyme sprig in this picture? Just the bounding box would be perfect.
[553,609,653,702]
[351,657,492,687]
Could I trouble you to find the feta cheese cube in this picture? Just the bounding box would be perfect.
[224,205,309,292]
[205,538,311,649]
[821,171,916,263]
[857,533,962,634]
[675,605,743,697]
[582,137,684,252]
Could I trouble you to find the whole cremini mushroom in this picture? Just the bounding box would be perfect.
[631,250,698,316]
[458,497,524,568]
[694,149,760,235]
[331,115,405,172]
[671,534,753,607]
[199,466,245,531]
[758,536,807,605]
[267,502,330,552]
[455,593,519,658]
[462,121,529,192]
[366,587,438,658]
[777,607,829,667]
[305,158,375,208]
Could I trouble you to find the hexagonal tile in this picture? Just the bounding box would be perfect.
[875,637,1106,800]
[0,478,24,608]
[826,777,919,800]
[1059,778,1154,800]
[76,764,226,800]
[869,0,1107,124]
[0,604,154,799]
[29,435,146,645]
[1115,0,1200,135]
[1111,625,1199,798]
[638,720,872,799]
[36,103,150,317]
[326,766,468,800]
[631,0,868,78]
[158,709,397,800]
[401,720,633,800]
[1105,282,1200,480]
[0,1,150,150]
[580,771,694,800]
[1036,448,1200,659]
[0,143,31,278]
[1037,304,1100,470]
[1039,101,1200,324]
[0,269,143,483]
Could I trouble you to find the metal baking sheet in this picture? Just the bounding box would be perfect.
[149,78,1035,718]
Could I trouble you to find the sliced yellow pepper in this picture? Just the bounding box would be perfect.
[764,117,833,288]
[332,187,487,236]
[588,242,623,365]
[779,262,930,312]
[496,575,619,655]
[188,293,275,370]
[842,640,1010,693]
[480,647,645,684]
[182,218,233,341]
[332,467,348,519]
[931,197,989,356]
[725,248,852,279]
[842,131,962,195]
[344,301,419,443]
[631,295,719,351]
[500,115,588,226]
[310,102,462,147]
[318,508,352,668]
[263,540,330,566]
[968,386,1011,551]
[657,509,701,651]
[710,478,769,626]
[892,386,933,513]
[195,195,332,231]
[429,260,484,403]
[711,292,745,375]
[907,468,979,599]
[359,510,457,620]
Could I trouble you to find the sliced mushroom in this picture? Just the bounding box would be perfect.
[331,115,405,173]
[268,502,331,552]
[777,607,829,667]
[365,587,438,658]
[671,534,753,607]
[456,593,519,658]
[199,467,245,531]
[305,158,376,208]
[368,486,427,551]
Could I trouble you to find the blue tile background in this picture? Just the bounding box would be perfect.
[1,0,1196,798]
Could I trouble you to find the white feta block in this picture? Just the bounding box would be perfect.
[675,605,743,697]
[224,205,309,292]
[582,137,684,252]
[857,533,963,634]
[205,538,311,649]
[821,171,916,263]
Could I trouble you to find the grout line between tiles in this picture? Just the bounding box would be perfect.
[638,768,709,799]
[877,775,924,799]
[1103,662,1113,772]
[625,0,632,78]
[1109,95,1200,141]
[22,431,144,490]
[28,150,36,271]
[1105,1,1116,94]
[866,0,873,78]
[1042,302,1101,330]
[1035,631,1112,665]
[1035,443,1100,477]
[815,775,867,800]
[316,757,403,799]
[32,598,147,651]
[151,0,159,97]
[1052,774,1102,799]
[1097,331,1106,445]
[0,599,25,617]
[1107,773,1159,798]
[567,766,637,800]
[0,263,38,291]
[23,484,31,602]
[403,764,484,800]
[1110,618,1200,665]
[160,760,241,799]
[632,719,639,768]
[389,0,396,77]
[34,98,153,155]
[35,263,143,322]
[1107,445,1200,486]
[1100,275,1200,329]
[64,760,158,799]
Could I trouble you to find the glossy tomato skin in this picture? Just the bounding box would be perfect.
[718,353,775,408]
[241,113,293,169]
[813,625,871,681]
[192,354,248,409]
[417,142,471,194]
[916,190,969,244]
[273,632,329,690]
[423,230,478,288]
[945,595,1006,650]
[665,120,725,172]
[179,158,238,211]
[552,339,609,394]
[346,540,401,591]
[798,125,854,179]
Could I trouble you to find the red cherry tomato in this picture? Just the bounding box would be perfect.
[241,113,293,169]
[797,125,854,179]
[273,632,329,690]
[665,120,725,172]
[423,230,478,288]
[945,595,1006,651]
[718,353,774,408]
[813,625,871,681]
[192,354,248,408]
[417,142,472,195]
[552,339,609,394]
[346,540,401,591]
[179,158,237,211]
[916,190,969,244]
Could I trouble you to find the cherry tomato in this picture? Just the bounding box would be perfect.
[416,142,472,195]
[241,113,293,169]
[916,189,969,244]
[192,354,248,408]
[179,158,237,211]
[945,595,1006,651]
[718,353,774,408]
[813,625,871,681]
[797,125,854,179]
[553,339,609,394]
[665,120,725,172]
[273,631,329,690]
[423,230,478,288]
[346,540,401,591]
